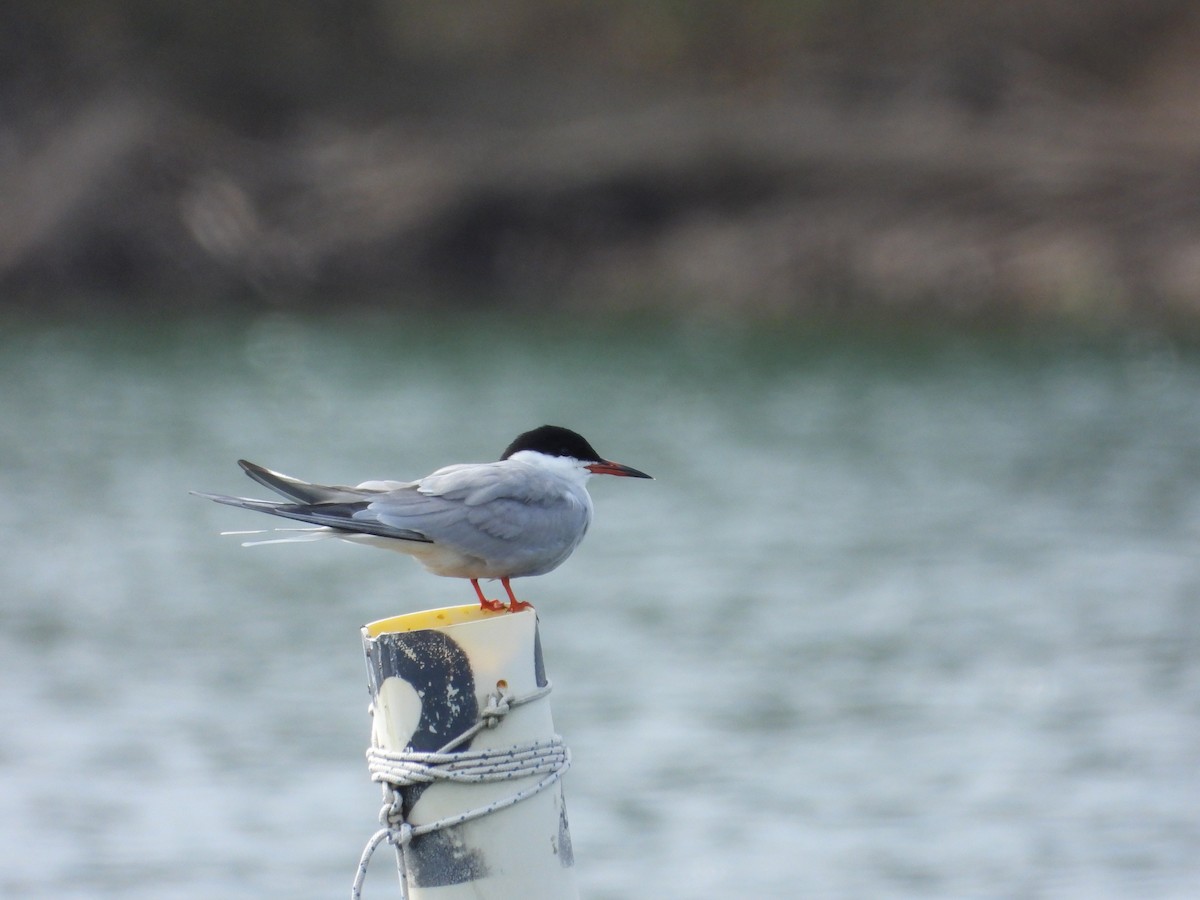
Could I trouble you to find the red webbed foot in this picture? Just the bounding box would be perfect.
[472,579,506,612]
[500,579,533,613]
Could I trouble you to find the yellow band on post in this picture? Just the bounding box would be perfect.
[364,603,502,638]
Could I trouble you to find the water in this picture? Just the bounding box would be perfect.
[1,313,1197,898]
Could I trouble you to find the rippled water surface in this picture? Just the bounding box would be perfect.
[1,314,1197,898]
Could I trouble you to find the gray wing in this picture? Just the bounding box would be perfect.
[237,459,392,504]
[363,460,592,571]
[192,460,432,543]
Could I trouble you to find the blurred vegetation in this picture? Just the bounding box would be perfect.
[2,1,1200,324]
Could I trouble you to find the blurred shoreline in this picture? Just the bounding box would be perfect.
[4,2,1200,326]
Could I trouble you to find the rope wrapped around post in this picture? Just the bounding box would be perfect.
[352,683,569,900]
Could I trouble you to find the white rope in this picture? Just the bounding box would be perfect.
[351,683,569,900]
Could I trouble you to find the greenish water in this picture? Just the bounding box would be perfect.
[1,314,1198,898]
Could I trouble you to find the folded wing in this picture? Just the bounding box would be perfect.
[367,459,592,574]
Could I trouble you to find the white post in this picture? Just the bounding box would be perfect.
[360,605,579,899]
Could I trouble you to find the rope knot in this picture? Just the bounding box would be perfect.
[479,686,513,728]
[379,790,404,829]
[390,822,413,848]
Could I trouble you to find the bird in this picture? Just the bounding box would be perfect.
[192,425,652,612]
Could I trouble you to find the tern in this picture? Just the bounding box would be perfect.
[193,425,652,612]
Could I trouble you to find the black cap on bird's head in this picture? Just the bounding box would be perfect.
[502,425,653,478]
[503,425,600,462]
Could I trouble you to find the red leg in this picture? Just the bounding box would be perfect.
[502,578,534,612]
[472,579,505,612]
